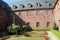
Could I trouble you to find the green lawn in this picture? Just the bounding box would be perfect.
[6,31,47,40]
[51,29,60,39]
[6,36,44,40]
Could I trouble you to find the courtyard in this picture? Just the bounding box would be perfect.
[0,0,60,40]
[0,28,60,40]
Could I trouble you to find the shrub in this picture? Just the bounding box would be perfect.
[22,25,32,32]
[53,23,59,31]
[7,25,20,35]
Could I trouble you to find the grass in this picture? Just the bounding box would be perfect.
[27,31,47,35]
[6,36,44,40]
[32,28,50,31]
[6,31,47,40]
[51,29,60,39]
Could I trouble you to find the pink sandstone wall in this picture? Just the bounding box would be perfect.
[54,0,60,31]
[14,9,54,28]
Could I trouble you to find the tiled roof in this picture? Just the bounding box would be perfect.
[7,0,57,11]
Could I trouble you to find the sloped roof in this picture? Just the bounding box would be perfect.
[7,0,57,11]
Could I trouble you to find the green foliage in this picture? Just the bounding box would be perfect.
[51,29,60,39]
[53,23,59,31]
[22,25,32,32]
[7,24,20,35]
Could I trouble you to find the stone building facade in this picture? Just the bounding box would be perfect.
[54,0,60,31]
[7,0,57,28]
[1,0,60,30]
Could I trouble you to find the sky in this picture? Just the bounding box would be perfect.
[3,0,26,3]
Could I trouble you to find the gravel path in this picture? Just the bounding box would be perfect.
[47,31,60,40]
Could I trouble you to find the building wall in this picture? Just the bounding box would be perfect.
[54,0,60,28]
[12,9,54,28]
[0,9,8,30]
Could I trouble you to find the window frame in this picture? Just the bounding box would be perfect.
[20,4,25,8]
[27,11,30,16]
[28,3,33,8]
[13,5,18,9]
[36,2,42,7]
[47,22,50,27]
[36,10,40,15]
[46,10,49,14]
[36,22,40,27]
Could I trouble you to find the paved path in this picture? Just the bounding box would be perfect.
[47,31,60,40]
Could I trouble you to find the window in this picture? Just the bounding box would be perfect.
[47,22,50,27]
[13,5,18,9]
[49,4,52,6]
[27,11,30,16]
[20,4,25,8]
[28,3,33,8]
[36,22,40,27]
[45,1,52,6]
[36,3,42,7]
[36,10,40,15]
[46,10,49,14]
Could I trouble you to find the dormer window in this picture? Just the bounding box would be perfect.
[49,4,52,6]
[45,1,52,6]
[20,4,25,8]
[36,2,42,7]
[13,5,18,9]
[28,3,33,8]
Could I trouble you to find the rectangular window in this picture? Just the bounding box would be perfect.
[36,3,42,7]
[36,22,40,27]
[46,10,49,14]
[28,3,33,8]
[37,3,39,7]
[13,5,17,9]
[27,11,30,16]
[47,22,50,27]
[36,10,40,15]
[20,4,25,8]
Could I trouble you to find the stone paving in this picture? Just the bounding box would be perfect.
[47,31,60,40]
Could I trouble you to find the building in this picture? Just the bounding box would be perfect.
[0,1,8,31]
[0,0,60,30]
[7,0,57,28]
[53,0,60,31]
